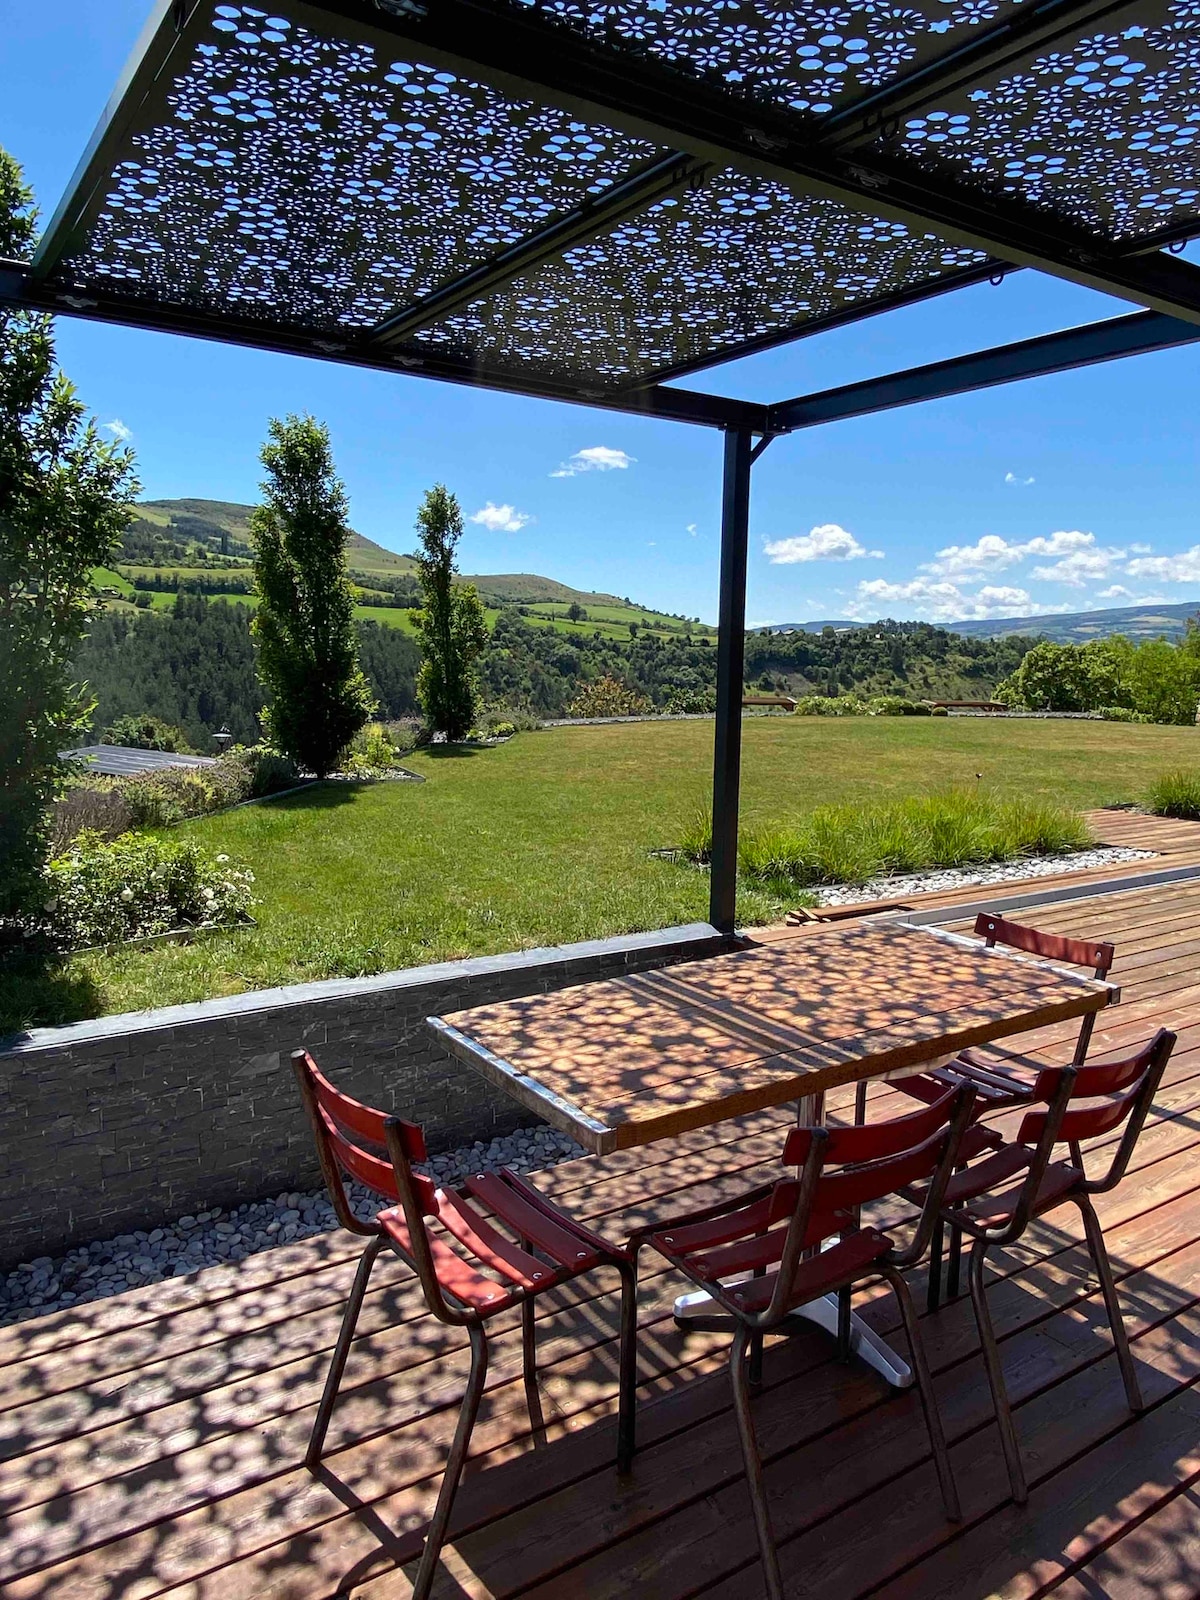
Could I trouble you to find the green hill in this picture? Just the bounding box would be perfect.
[111,498,711,640]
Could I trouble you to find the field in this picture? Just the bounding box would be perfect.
[5,716,1197,1031]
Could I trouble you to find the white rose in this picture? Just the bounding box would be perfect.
[216,854,230,863]
[120,888,133,903]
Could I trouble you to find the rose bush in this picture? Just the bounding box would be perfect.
[37,831,255,950]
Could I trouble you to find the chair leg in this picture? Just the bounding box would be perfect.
[854,1078,868,1127]
[730,1322,784,1600]
[946,1221,963,1301]
[882,1266,960,1523]
[749,1327,764,1387]
[1077,1194,1144,1413]
[836,1285,853,1362]
[616,1258,639,1474]
[967,1237,1027,1505]
[520,1290,546,1440]
[305,1233,384,1469]
[927,1220,944,1314]
[411,1320,489,1600]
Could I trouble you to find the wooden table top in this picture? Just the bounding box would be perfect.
[427,920,1119,1154]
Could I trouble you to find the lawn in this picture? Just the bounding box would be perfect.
[5,716,1196,1029]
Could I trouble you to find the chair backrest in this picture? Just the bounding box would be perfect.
[975,912,1115,1064]
[766,1084,976,1321]
[291,1049,436,1234]
[1018,1028,1175,1194]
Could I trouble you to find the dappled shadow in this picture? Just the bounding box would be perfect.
[0,946,103,1036]
[421,744,486,760]
[259,781,360,812]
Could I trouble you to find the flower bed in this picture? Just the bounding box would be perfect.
[36,832,255,952]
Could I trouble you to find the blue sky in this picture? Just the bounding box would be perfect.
[3,3,1198,627]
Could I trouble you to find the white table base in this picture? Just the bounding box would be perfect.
[672,1285,913,1388]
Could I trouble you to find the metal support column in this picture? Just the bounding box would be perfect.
[709,426,755,933]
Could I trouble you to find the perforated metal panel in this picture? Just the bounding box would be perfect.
[510,0,1033,118]
[877,0,1200,241]
[49,4,664,329]
[405,169,985,381]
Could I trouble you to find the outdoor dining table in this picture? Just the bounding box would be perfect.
[427,917,1118,1387]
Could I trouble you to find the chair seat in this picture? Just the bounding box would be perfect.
[723,1229,896,1316]
[380,1166,623,1316]
[952,1158,1083,1228]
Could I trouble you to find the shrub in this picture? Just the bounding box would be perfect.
[665,687,717,714]
[1100,706,1151,723]
[101,713,191,752]
[343,723,404,777]
[866,695,931,717]
[931,706,949,717]
[567,676,651,718]
[676,789,1092,889]
[1147,770,1200,820]
[49,783,134,851]
[35,831,255,951]
[490,721,517,739]
[55,745,299,841]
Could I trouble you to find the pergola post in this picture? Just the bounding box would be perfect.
[709,426,754,934]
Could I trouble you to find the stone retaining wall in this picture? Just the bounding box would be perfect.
[0,923,727,1265]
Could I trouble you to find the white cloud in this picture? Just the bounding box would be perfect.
[926,529,1120,582]
[763,523,884,565]
[102,418,132,442]
[1030,546,1123,587]
[1126,545,1200,584]
[550,446,635,478]
[851,576,1040,622]
[1097,585,1134,601]
[469,501,531,534]
[686,523,698,536]
[1005,471,1035,486]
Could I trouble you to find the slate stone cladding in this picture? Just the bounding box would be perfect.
[0,924,725,1265]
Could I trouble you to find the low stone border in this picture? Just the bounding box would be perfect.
[0,1124,588,1324]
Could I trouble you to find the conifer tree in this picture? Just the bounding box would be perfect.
[413,485,487,740]
[251,416,374,776]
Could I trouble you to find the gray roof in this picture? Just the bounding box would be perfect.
[59,745,218,777]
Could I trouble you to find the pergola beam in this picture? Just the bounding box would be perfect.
[313,0,1200,328]
[0,261,773,434]
[822,0,1134,145]
[371,153,708,348]
[768,310,1200,431]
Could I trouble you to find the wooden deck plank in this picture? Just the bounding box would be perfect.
[5,861,1200,1600]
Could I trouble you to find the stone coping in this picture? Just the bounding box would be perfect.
[0,921,726,1056]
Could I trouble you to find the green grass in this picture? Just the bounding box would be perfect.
[1146,769,1200,820]
[4,715,1196,1030]
[687,789,1092,895]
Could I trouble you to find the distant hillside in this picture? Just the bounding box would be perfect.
[112,498,710,640]
[772,601,1200,645]
[945,601,1200,643]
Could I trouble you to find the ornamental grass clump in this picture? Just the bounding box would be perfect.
[1146,770,1200,821]
[678,789,1091,890]
[36,831,255,951]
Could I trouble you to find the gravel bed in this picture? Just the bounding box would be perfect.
[0,1124,586,1327]
[813,844,1155,907]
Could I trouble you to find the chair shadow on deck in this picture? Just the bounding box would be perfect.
[297,1202,1200,1600]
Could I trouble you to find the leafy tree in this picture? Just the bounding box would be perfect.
[413,485,488,739]
[567,674,650,718]
[0,148,139,918]
[566,600,586,622]
[251,415,374,776]
[102,713,190,752]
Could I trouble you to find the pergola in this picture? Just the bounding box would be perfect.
[5,0,1200,931]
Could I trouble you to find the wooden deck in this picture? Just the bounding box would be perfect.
[4,860,1200,1597]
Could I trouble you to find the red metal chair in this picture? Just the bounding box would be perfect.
[865,913,1116,1123]
[633,1085,978,1600]
[292,1050,638,1600]
[921,1027,1174,1505]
